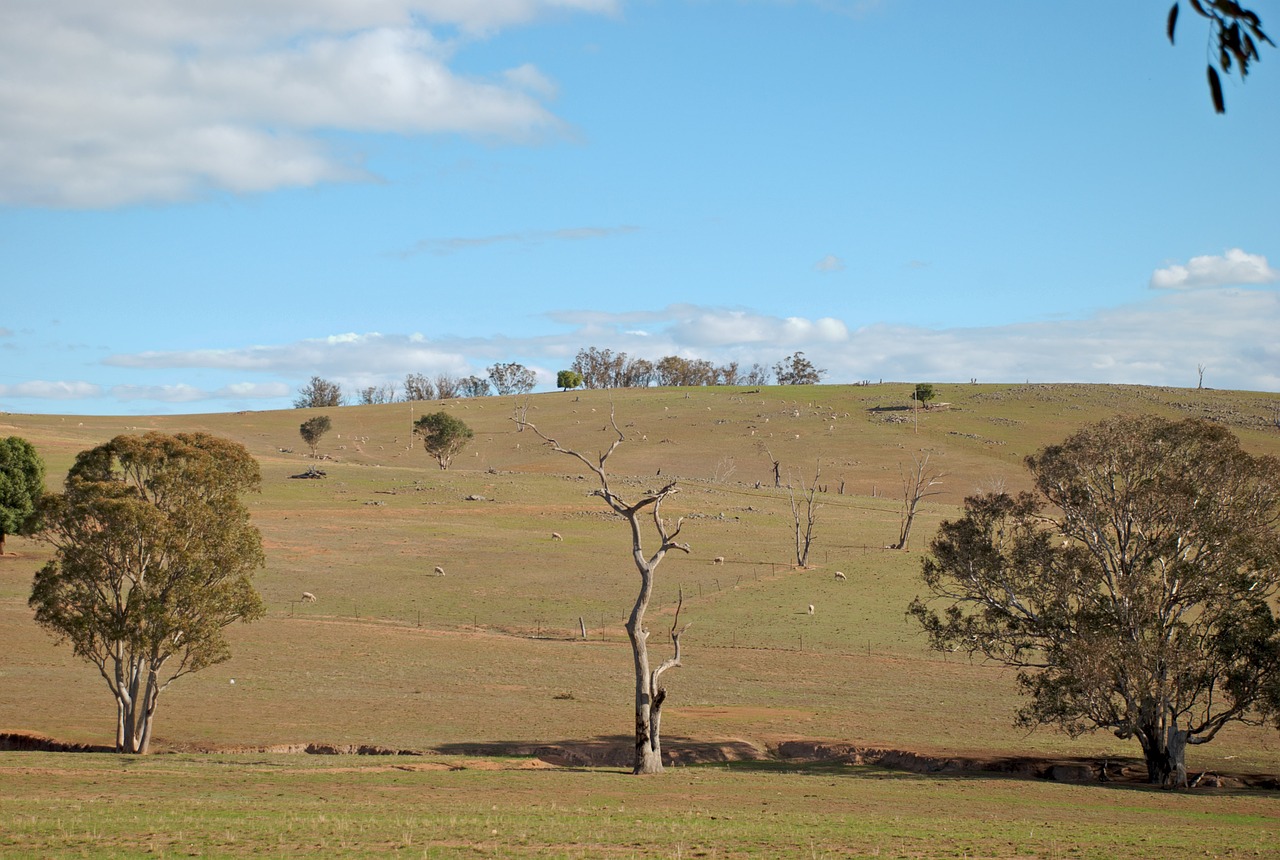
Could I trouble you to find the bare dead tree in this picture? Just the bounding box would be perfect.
[512,396,532,431]
[518,408,690,774]
[1197,363,1206,389]
[787,463,821,568]
[892,454,945,550]
[761,442,781,488]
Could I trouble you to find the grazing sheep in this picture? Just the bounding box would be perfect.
[551,532,563,541]
[807,604,815,616]
[301,592,317,603]
[433,566,445,576]
[834,571,846,581]
[712,556,725,565]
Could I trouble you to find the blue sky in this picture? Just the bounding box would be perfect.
[2,1,1277,415]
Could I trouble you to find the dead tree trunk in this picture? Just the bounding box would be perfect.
[788,463,820,568]
[520,408,690,775]
[893,454,945,550]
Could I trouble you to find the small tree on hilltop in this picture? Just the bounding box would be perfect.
[459,375,492,398]
[488,362,538,396]
[909,416,1280,787]
[31,432,266,754]
[402,373,435,402]
[557,369,583,391]
[913,383,935,405]
[294,376,343,408]
[414,411,473,469]
[0,436,45,556]
[519,407,690,774]
[773,352,825,385]
[299,415,332,458]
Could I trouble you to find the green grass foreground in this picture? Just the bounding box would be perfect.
[2,751,1276,858]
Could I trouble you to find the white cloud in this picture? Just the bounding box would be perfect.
[1149,248,1278,290]
[814,254,845,272]
[0,1,616,207]
[0,380,103,399]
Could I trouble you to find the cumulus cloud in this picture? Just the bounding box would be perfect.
[814,254,845,273]
[1149,248,1278,290]
[0,1,616,207]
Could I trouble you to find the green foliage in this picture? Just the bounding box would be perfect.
[459,375,491,398]
[299,415,332,456]
[30,432,266,753]
[556,369,582,391]
[910,416,1280,785]
[912,383,935,404]
[0,436,45,553]
[413,411,474,469]
[294,376,343,408]
[773,352,825,385]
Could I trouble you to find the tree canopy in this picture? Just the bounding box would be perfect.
[299,415,332,457]
[556,369,583,391]
[909,416,1280,786]
[488,362,538,396]
[294,376,343,408]
[0,436,45,556]
[773,352,825,385]
[414,411,474,470]
[31,432,266,754]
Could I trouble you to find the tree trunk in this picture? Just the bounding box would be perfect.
[626,591,663,774]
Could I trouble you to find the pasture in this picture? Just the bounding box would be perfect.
[2,383,1279,856]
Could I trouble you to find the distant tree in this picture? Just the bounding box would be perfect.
[299,416,332,458]
[357,384,396,405]
[519,408,690,774]
[913,383,936,405]
[788,464,821,568]
[414,411,474,469]
[0,436,45,556]
[434,374,462,400]
[294,376,343,408]
[459,376,492,398]
[716,361,742,386]
[743,363,771,386]
[618,356,656,388]
[557,369,583,391]
[892,455,945,550]
[773,352,825,385]
[31,432,266,754]
[1167,2,1272,113]
[656,356,717,387]
[909,416,1280,786]
[402,373,436,402]
[487,362,537,396]
[572,347,623,389]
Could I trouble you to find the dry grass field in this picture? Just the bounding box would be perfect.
[2,382,1279,856]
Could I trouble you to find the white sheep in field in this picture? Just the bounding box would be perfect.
[551,532,563,541]
[834,571,846,581]
[433,566,446,576]
[808,604,815,616]
[712,556,725,565]
[301,592,317,603]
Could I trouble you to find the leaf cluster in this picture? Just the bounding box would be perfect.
[0,436,45,541]
[1167,1,1273,112]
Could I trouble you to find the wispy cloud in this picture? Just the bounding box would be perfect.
[814,254,845,273]
[400,225,640,257]
[0,2,617,207]
[0,380,103,399]
[1149,248,1278,290]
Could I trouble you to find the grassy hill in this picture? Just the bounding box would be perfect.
[4,382,1280,856]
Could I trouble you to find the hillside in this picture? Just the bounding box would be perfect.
[3,382,1280,777]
